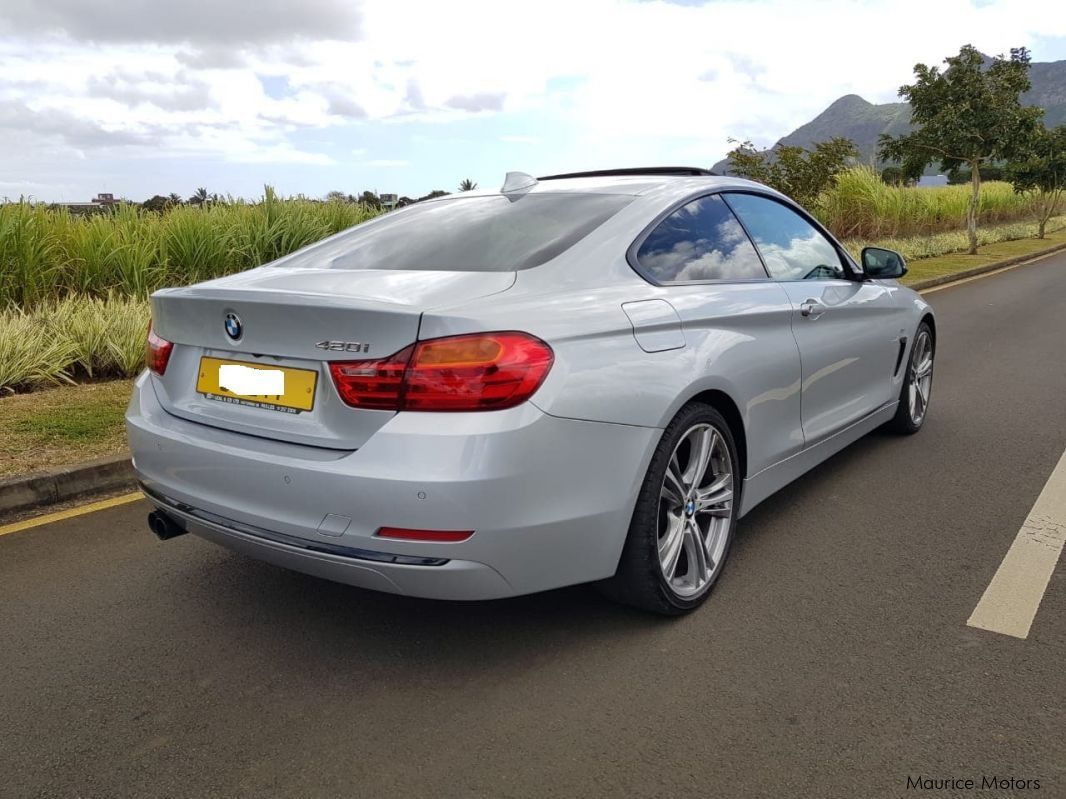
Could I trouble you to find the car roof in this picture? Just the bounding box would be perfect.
[538,167,717,179]
[453,172,774,201]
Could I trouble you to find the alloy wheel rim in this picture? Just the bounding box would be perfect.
[908,331,934,426]
[657,423,734,598]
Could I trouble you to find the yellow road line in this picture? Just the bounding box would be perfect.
[967,447,1066,639]
[0,492,144,538]
[919,247,1064,295]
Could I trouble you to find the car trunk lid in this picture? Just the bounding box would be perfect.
[149,268,515,450]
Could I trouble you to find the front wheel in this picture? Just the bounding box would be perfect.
[602,403,739,615]
[887,321,934,435]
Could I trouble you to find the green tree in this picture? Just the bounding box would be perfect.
[880,166,907,186]
[167,192,183,207]
[879,45,1042,254]
[188,187,209,206]
[725,137,858,207]
[1005,124,1066,239]
[417,189,450,202]
[141,195,169,213]
[946,165,1005,185]
[458,179,478,192]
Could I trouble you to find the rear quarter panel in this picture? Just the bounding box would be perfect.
[420,263,804,479]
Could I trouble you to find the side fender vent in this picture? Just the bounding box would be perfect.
[894,336,908,376]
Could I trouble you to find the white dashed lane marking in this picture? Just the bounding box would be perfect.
[967,447,1066,639]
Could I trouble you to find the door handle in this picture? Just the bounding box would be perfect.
[800,298,826,319]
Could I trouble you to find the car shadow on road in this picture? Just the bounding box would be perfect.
[169,540,665,676]
[736,426,902,544]
[156,424,916,676]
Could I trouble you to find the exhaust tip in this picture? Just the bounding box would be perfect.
[148,510,187,541]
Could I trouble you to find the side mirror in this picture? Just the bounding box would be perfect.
[861,247,907,279]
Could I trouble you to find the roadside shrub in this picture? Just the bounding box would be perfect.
[0,189,382,307]
[47,294,150,378]
[0,312,77,391]
[843,214,1066,262]
[100,299,152,376]
[0,203,62,308]
[819,166,1037,240]
[0,296,151,392]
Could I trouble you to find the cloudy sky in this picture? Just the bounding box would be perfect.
[2,0,1065,202]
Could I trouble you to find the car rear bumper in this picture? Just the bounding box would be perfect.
[126,372,659,600]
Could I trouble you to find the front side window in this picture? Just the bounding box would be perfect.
[634,195,767,283]
[723,193,847,281]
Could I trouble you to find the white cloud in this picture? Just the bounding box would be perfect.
[0,0,361,44]
[2,0,1066,199]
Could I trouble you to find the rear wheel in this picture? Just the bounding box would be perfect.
[887,321,934,435]
[603,403,739,615]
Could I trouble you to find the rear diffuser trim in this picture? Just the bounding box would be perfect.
[139,482,449,567]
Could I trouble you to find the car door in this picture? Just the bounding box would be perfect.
[723,192,905,445]
[629,193,805,474]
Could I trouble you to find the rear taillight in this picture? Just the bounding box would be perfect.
[329,332,553,412]
[146,322,173,376]
[329,345,413,410]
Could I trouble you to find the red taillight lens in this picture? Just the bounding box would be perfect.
[329,345,413,410]
[406,332,554,411]
[146,322,173,376]
[329,332,553,412]
[376,527,474,543]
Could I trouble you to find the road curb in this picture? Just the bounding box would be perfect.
[909,239,1066,291]
[0,455,136,515]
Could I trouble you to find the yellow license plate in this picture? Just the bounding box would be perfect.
[196,357,317,413]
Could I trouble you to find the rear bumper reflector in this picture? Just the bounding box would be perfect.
[376,527,475,543]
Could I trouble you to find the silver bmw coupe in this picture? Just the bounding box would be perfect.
[127,167,935,614]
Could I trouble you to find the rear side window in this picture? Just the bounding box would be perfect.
[634,195,766,283]
[285,193,633,272]
[723,193,847,281]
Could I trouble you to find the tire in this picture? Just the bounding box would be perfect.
[887,321,935,435]
[601,402,740,615]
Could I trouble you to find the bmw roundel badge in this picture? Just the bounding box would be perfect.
[224,312,242,341]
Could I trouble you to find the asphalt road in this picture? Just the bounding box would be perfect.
[3,255,1065,798]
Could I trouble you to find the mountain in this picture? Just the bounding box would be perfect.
[1025,59,1066,126]
[712,57,1066,174]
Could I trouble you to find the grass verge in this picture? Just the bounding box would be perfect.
[900,227,1066,285]
[844,215,1066,263]
[0,379,133,477]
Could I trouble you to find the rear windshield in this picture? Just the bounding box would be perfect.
[293,193,633,272]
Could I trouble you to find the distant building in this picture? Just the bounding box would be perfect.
[60,193,122,212]
[379,193,399,210]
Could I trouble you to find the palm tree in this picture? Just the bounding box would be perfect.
[189,187,209,206]
[167,192,182,206]
[458,179,478,192]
